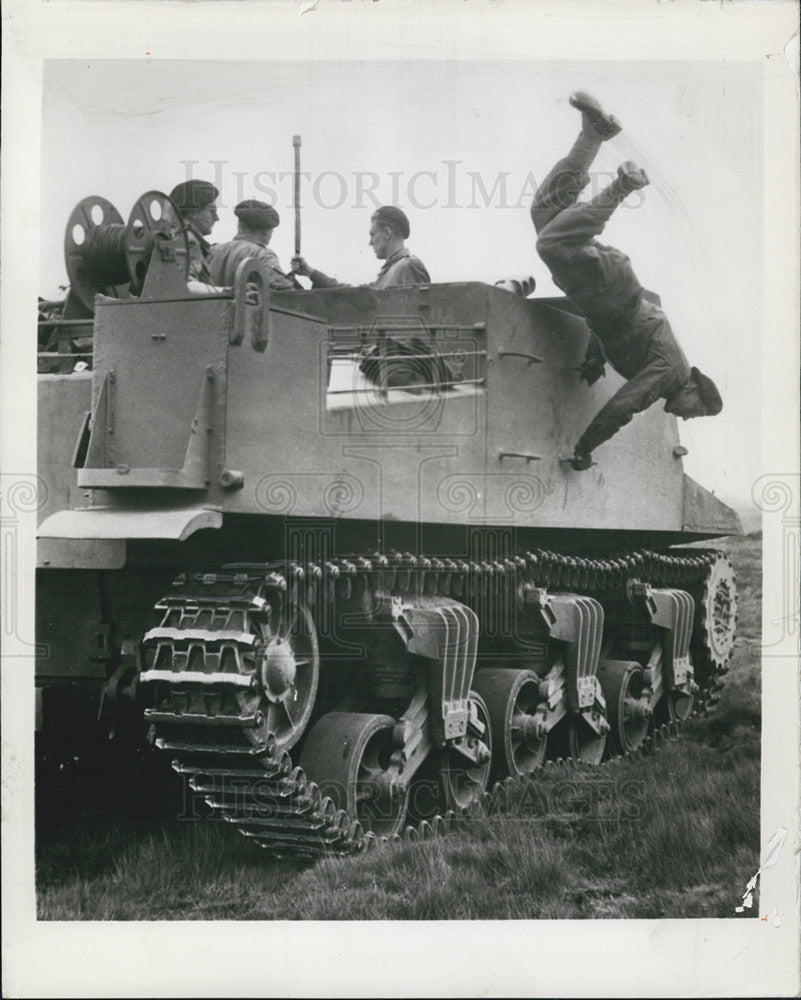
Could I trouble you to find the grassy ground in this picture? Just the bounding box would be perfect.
[35,533,761,921]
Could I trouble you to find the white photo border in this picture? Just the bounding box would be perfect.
[2,1,799,997]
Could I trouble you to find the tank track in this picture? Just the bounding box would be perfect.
[140,547,735,860]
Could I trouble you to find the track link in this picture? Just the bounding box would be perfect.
[140,546,735,859]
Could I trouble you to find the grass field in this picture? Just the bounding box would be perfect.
[35,533,761,921]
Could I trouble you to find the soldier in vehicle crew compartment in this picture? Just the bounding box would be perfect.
[169,179,218,280]
[532,92,723,471]
[170,178,259,305]
[209,200,300,290]
[290,205,430,289]
[169,179,229,294]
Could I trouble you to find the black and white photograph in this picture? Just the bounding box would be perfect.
[3,1,800,997]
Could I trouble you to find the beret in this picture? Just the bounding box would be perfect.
[169,179,219,212]
[691,367,723,416]
[235,199,280,229]
[372,205,410,239]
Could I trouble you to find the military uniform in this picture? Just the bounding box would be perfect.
[169,179,220,287]
[301,205,430,290]
[186,223,214,284]
[308,248,430,290]
[532,147,709,459]
[209,234,296,290]
[372,248,430,289]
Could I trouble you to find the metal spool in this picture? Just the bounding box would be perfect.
[64,191,191,309]
[125,191,189,294]
[64,196,127,311]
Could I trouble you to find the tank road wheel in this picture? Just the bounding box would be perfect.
[691,553,738,698]
[300,712,409,837]
[597,659,651,754]
[566,717,607,765]
[473,669,548,779]
[655,685,694,725]
[549,715,607,765]
[439,692,493,811]
[253,598,320,752]
[631,637,695,728]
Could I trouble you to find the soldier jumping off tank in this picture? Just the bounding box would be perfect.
[532,92,723,471]
[290,205,430,290]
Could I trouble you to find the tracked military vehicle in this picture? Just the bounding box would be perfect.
[36,190,740,855]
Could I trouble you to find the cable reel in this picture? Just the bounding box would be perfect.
[64,197,128,312]
[125,191,189,295]
[63,191,190,311]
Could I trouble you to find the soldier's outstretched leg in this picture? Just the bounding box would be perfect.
[588,160,649,213]
[536,161,650,326]
[530,91,622,234]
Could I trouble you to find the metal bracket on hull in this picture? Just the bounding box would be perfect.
[77,367,215,489]
[530,659,569,735]
[231,258,271,352]
[523,587,609,736]
[387,684,434,791]
[389,595,479,745]
[628,582,696,694]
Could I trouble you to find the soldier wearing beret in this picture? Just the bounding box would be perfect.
[209,200,298,290]
[169,179,224,290]
[291,205,430,289]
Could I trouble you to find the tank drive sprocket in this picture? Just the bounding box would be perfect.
[141,571,319,757]
[688,552,738,709]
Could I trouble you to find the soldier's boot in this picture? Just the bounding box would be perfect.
[616,161,650,191]
[569,91,623,139]
[532,95,622,230]
[589,161,650,214]
[564,95,621,174]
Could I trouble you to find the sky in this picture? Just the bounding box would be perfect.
[40,58,764,504]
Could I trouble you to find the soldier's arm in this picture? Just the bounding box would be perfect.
[258,249,300,291]
[584,332,605,365]
[575,363,677,457]
[291,254,348,289]
[187,279,231,295]
[308,269,347,289]
[577,332,606,385]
